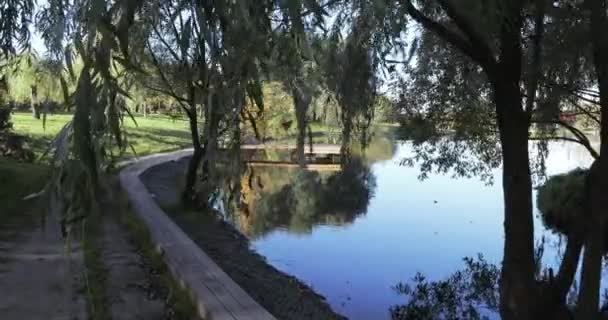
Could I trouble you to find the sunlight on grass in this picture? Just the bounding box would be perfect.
[11,112,192,158]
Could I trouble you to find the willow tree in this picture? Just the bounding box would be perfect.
[0,0,33,58]
[30,0,147,233]
[268,2,335,167]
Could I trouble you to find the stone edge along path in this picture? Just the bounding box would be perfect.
[119,149,276,320]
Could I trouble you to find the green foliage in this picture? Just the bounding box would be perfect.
[394,0,601,183]
[1,54,75,104]
[248,82,296,139]
[536,168,588,237]
[0,0,33,57]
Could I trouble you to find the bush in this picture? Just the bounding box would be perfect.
[0,104,13,132]
[536,168,587,237]
[0,104,34,162]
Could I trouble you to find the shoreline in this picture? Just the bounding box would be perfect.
[141,159,347,320]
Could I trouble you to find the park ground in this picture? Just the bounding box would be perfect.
[0,111,346,319]
[0,112,197,320]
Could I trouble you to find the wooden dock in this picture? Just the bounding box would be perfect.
[247,160,341,172]
[240,143,341,155]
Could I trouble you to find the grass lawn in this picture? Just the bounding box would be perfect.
[1,112,191,235]
[11,112,192,158]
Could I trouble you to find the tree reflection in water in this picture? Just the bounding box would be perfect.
[214,156,377,238]
[390,255,500,320]
[390,168,608,320]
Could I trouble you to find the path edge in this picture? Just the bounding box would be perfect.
[119,149,276,320]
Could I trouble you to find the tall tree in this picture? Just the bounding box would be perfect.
[400,1,540,319]
[577,0,608,318]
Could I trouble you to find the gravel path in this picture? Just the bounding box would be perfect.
[0,208,87,320]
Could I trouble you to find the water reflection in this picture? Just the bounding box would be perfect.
[215,137,595,320]
[223,154,377,238]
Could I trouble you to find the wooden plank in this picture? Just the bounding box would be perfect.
[247,161,341,171]
[240,143,341,155]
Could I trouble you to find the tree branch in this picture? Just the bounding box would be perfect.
[569,97,601,125]
[403,0,497,71]
[146,40,193,118]
[151,24,181,63]
[532,118,599,159]
[524,0,546,114]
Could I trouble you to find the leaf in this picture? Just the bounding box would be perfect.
[72,67,98,186]
[107,93,123,151]
[129,143,138,158]
[121,103,139,127]
[59,75,71,106]
[64,47,76,81]
[43,120,73,165]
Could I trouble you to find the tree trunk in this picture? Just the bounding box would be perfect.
[183,85,203,203]
[494,82,537,320]
[200,91,220,186]
[291,84,311,168]
[578,1,608,318]
[554,236,583,303]
[184,144,203,202]
[201,115,219,184]
[31,85,39,120]
[577,218,603,320]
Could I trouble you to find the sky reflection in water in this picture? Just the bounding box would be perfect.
[224,140,595,320]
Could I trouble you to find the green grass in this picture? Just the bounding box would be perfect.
[11,112,192,159]
[1,112,190,231]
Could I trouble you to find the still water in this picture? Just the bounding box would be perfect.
[222,138,595,320]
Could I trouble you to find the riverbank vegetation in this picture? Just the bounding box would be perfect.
[3,0,608,319]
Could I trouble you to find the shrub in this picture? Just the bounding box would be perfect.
[536,168,587,237]
[0,104,13,132]
[0,104,35,162]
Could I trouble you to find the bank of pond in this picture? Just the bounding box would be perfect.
[142,136,596,320]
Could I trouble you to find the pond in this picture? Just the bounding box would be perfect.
[215,136,596,319]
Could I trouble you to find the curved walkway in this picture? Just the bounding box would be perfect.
[119,150,276,320]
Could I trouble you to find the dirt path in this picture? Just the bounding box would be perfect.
[0,210,87,320]
[0,181,191,320]
[98,179,199,320]
[99,213,166,320]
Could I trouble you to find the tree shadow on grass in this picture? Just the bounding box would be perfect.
[130,127,190,141]
[126,131,191,156]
